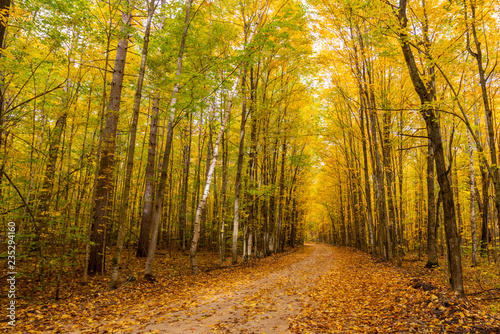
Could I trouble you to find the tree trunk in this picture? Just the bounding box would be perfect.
[110,0,154,287]
[468,131,478,266]
[137,97,159,257]
[276,134,287,253]
[382,110,397,259]
[219,125,229,265]
[89,10,131,274]
[359,95,374,253]
[232,65,248,265]
[191,75,239,275]
[35,113,67,245]
[245,66,258,260]
[367,91,391,260]
[144,0,193,280]
[179,116,192,255]
[426,141,439,268]
[201,114,213,247]
[0,0,11,184]
[466,2,499,262]
[0,0,10,54]
[397,0,463,295]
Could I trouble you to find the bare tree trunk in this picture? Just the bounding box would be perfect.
[260,111,271,255]
[84,16,114,283]
[245,66,258,260]
[340,182,347,245]
[382,110,397,259]
[201,115,213,246]
[397,0,463,294]
[89,9,131,274]
[359,95,374,253]
[219,124,229,265]
[466,2,499,263]
[144,0,193,279]
[426,141,439,268]
[191,120,205,253]
[276,134,287,253]
[35,113,67,244]
[191,76,239,275]
[232,60,248,265]
[179,115,191,255]
[110,0,155,288]
[137,97,159,257]
[468,131,478,266]
[451,157,463,248]
[367,92,391,260]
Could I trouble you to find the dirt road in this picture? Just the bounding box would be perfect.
[40,244,500,333]
[131,244,334,334]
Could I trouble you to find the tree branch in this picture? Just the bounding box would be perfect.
[1,170,35,221]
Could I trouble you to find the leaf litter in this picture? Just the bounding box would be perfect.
[3,244,500,333]
[290,247,500,333]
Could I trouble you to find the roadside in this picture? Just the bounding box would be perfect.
[290,247,500,334]
[7,243,500,333]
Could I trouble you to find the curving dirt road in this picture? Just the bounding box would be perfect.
[132,244,334,334]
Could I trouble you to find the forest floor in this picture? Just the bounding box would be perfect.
[4,244,500,333]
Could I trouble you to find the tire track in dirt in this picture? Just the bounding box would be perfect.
[132,244,334,334]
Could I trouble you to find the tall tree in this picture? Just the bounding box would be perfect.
[89,5,132,274]
[144,0,193,280]
[110,0,155,288]
[397,0,463,294]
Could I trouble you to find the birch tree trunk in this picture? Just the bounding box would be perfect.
[196,1,266,271]
[191,76,240,275]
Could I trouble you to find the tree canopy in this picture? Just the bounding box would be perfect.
[1,0,500,309]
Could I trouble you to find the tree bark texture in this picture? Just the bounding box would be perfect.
[89,11,131,274]
[144,0,193,279]
[397,0,463,295]
[110,2,154,289]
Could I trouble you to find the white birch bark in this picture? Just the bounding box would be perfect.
[191,0,268,274]
[190,76,240,275]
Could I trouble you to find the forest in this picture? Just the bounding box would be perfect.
[1,0,500,332]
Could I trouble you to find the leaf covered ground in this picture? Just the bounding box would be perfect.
[290,247,500,334]
[1,247,311,333]
[3,244,500,333]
